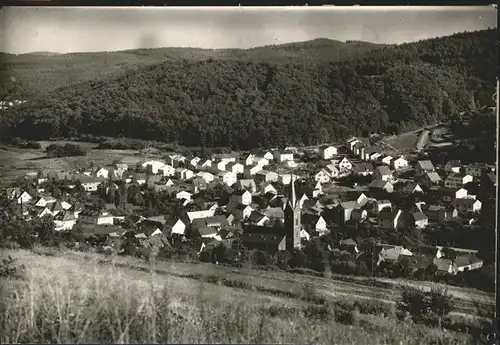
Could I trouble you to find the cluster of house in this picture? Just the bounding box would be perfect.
[3,138,494,274]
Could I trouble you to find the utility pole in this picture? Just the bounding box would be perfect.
[494,78,499,345]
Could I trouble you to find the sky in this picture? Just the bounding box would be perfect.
[0,6,497,54]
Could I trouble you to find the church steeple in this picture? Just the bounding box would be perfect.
[285,172,301,250]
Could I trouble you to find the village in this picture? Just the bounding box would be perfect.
[2,133,496,279]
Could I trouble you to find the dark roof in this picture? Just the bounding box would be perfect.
[198,226,217,237]
[417,160,435,171]
[353,162,374,173]
[339,238,357,246]
[235,203,251,210]
[412,212,428,221]
[378,209,400,220]
[376,166,392,175]
[79,205,106,217]
[248,211,267,223]
[53,210,76,221]
[454,254,483,267]
[369,180,392,189]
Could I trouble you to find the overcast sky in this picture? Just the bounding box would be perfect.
[1,6,496,54]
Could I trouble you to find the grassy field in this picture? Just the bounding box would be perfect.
[0,141,152,185]
[0,248,493,344]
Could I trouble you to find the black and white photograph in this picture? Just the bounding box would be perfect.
[0,5,497,344]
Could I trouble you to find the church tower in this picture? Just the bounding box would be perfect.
[284,173,302,250]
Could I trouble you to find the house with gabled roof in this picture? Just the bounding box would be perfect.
[362,147,379,161]
[231,204,253,220]
[240,153,256,166]
[421,204,446,222]
[444,160,461,174]
[352,162,374,176]
[420,171,442,188]
[255,170,279,183]
[453,198,482,215]
[16,191,33,205]
[378,209,402,230]
[273,150,294,163]
[415,160,436,176]
[319,145,338,160]
[445,173,473,189]
[77,205,114,225]
[391,156,409,171]
[176,168,194,181]
[226,162,244,175]
[186,209,216,223]
[230,189,252,206]
[338,157,353,171]
[369,180,394,194]
[346,137,360,151]
[464,164,489,178]
[218,171,237,186]
[196,171,215,183]
[314,169,331,184]
[254,157,270,167]
[374,166,393,182]
[158,164,176,177]
[412,212,428,229]
[248,211,270,226]
[381,155,393,166]
[236,179,257,193]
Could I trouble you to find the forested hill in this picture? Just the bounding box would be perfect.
[1,39,383,100]
[1,29,496,150]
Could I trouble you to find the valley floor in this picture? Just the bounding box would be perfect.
[0,248,493,344]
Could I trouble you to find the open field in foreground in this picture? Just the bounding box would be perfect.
[0,248,493,344]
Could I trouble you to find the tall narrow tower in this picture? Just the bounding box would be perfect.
[284,173,302,250]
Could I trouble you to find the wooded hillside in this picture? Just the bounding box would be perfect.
[1,29,495,150]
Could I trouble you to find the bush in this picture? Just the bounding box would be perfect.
[0,256,25,279]
[46,143,87,157]
[397,285,454,326]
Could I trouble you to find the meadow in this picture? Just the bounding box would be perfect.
[0,248,493,344]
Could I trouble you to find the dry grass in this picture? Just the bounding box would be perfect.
[0,249,483,344]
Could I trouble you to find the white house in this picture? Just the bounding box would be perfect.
[381,155,393,166]
[255,170,279,183]
[260,183,277,195]
[378,209,402,230]
[218,171,237,186]
[391,156,409,171]
[226,162,245,174]
[444,173,473,189]
[274,151,294,163]
[230,190,253,206]
[158,165,176,177]
[81,180,102,192]
[369,152,382,161]
[453,198,482,214]
[77,207,114,225]
[142,160,166,174]
[189,157,201,167]
[338,157,352,171]
[254,157,270,167]
[176,168,194,180]
[95,167,110,179]
[54,211,77,231]
[232,204,253,220]
[283,160,298,169]
[347,137,360,151]
[187,210,216,223]
[200,159,212,169]
[196,171,215,183]
[314,169,331,184]
[176,191,192,202]
[262,151,274,161]
[241,153,256,166]
[170,219,187,236]
[319,145,338,160]
[34,195,56,208]
[247,165,263,176]
[216,160,228,172]
[374,166,393,182]
[16,191,33,205]
[326,164,340,179]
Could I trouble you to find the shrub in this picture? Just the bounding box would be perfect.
[46,143,87,157]
[397,285,454,326]
[0,256,25,279]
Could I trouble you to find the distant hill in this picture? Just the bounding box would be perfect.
[0,29,496,150]
[0,39,383,100]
